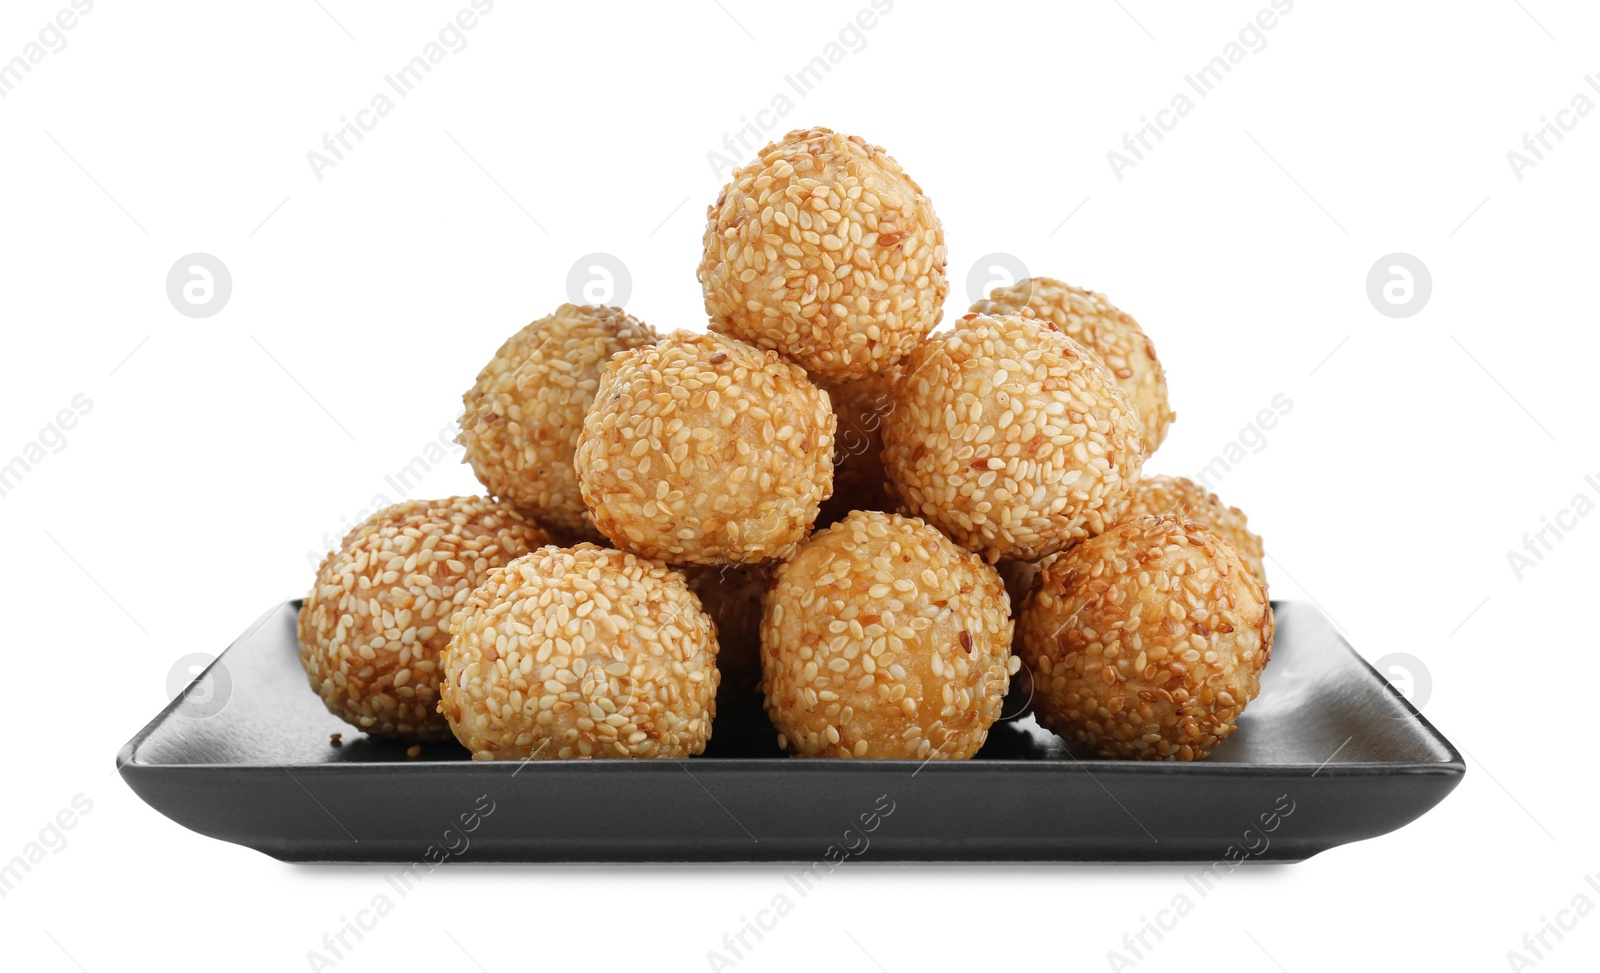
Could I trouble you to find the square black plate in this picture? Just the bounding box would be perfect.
[118,600,1462,863]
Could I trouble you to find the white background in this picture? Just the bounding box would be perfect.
[1,0,1595,970]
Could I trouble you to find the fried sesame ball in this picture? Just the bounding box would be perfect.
[574,330,836,565]
[761,511,1017,759]
[1018,516,1274,761]
[298,497,554,740]
[681,562,771,701]
[700,127,948,382]
[1123,475,1267,589]
[881,313,1147,563]
[439,545,718,760]
[816,367,900,526]
[459,304,658,537]
[972,279,1174,451]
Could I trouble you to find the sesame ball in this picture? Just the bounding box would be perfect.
[971,279,1174,451]
[1123,475,1266,589]
[761,511,1017,759]
[816,367,900,526]
[574,330,836,565]
[881,313,1147,563]
[459,304,658,537]
[439,545,718,760]
[700,127,948,382]
[298,497,553,740]
[680,562,771,701]
[1018,516,1274,761]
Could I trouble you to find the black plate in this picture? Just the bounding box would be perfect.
[118,600,1462,863]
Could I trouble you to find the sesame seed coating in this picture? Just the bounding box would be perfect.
[880,313,1147,563]
[1018,516,1273,761]
[681,562,771,701]
[972,279,1174,451]
[439,545,719,760]
[459,305,658,536]
[574,330,836,565]
[700,127,948,382]
[761,511,1017,759]
[816,367,900,526]
[1123,475,1266,590]
[297,497,554,740]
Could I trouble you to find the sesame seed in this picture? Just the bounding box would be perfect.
[439,545,719,760]
[972,279,1173,451]
[298,497,553,742]
[1122,474,1267,592]
[459,304,658,537]
[700,128,948,383]
[575,330,835,565]
[759,511,1014,759]
[881,313,1147,562]
[1015,516,1273,761]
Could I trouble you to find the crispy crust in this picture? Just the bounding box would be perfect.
[1123,475,1266,590]
[881,312,1147,562]
[574,330,836,565]
[440,545,718,759]
[761,511,1017,759]
[972,279,1174,451]
[700,127,947,382]
[1018,516,1273,760]
[459,304,657,535]
[298,497,553,740]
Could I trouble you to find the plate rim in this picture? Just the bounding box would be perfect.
[117,599,1465,780]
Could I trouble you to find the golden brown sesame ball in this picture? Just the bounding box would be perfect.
[1123,475,1267,589]
[1018,516,1273,761]
[459,304,658,537]
[881,313,1147,563]
[574,330,836,565]
[761,511,1017,759]
[440,545,718,760]
[700,127,948,382]
[298,497,553,740]
[680,562,771,701]
[816,367,900,526]
[972,279,1174,452]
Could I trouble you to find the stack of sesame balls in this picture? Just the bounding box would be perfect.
[297,126,1275,764]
